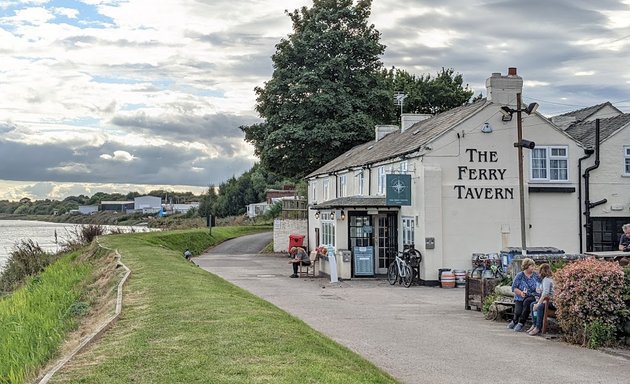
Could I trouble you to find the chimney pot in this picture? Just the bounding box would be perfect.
[508,67,517,76]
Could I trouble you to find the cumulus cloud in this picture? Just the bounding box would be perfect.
[100,150,136,162]
[0,0,629,200]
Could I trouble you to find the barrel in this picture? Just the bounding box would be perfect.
[441,270,456,288]
[454,270,467,287]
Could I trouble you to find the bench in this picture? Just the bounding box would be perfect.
[541,296,556,334]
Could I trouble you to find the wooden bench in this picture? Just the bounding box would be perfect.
[541,296,556,334]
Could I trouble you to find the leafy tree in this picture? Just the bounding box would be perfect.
[198,186,218,218]
[385,67,474,121]
[241,0,391,179]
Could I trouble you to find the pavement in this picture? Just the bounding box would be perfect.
[194,232,630,384]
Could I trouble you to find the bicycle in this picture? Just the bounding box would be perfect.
[387,245,422,288]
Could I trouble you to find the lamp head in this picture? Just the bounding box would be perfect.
[525,102,539,115]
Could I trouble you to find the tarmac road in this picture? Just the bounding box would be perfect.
[195,232,630,384]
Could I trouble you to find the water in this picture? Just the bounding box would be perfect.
[0,220,153,271]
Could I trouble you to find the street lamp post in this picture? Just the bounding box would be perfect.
[501,97,539,258]
[515,93,527,257]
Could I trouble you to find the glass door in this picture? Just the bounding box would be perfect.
[376,213,398,274]
[349,213,374,276]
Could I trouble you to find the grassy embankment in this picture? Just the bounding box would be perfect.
[26,227,396,383]
[0,249,96,384]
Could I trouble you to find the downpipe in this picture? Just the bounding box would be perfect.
[583,119,607,252]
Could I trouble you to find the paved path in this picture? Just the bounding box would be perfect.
[195,232,630,384]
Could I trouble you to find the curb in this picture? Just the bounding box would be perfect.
[37,239,131,383]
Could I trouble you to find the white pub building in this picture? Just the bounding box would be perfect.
[307,68,630,283]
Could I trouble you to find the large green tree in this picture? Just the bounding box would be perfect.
[386,67,474,120]
[241,0,390,179]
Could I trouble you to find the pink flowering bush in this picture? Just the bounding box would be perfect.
[554,258,625,346]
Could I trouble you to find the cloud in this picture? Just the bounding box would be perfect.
[0,0,629,201]
[99,150,136,162]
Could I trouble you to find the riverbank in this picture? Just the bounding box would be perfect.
[5,227,393,384]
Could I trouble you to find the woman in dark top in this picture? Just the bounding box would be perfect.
[508,257,540,332]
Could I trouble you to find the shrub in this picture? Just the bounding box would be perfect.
[585,320,616,349]
[623,265,630,303]
[554,258,625,346]
[0,239,55,294]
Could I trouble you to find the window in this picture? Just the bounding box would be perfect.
[323,178,330,200]
[321,212,336,247]
[625,146,630,175]
[530,146,568,181]
[400,160,408,174]
[378,166,386,195]
[311,180,317,202]
[339,174,347,197]
[402,217,415,246]
[357,171,365,196]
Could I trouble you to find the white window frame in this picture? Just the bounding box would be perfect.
[321,212,336,247]
[311,180,317,202]
[378,166,386,195]
[400,160,408,174]
[339,174,348,197]
[357,171,365,196]
[624,146,630,176]
[402,217,415,247]
[530,145,569,182]
[323,178,330,201]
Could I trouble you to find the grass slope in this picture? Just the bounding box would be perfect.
[51,228,397,383]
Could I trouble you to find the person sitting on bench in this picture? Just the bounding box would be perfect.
[289,246,310,278]
[527,263,554,336]
[507,258,540,332]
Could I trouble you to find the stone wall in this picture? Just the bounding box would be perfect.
[273,219,308,253]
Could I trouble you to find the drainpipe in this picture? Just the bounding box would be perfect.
[577,148,594,253]
[583,119,607,252]
[367,165,372,195]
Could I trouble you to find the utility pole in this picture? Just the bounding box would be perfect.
[516,93,527,257]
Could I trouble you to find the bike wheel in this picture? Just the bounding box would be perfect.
[387,263,398,285]
[402,264,414,288]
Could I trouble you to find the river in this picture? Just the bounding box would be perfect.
[0,220,153,271]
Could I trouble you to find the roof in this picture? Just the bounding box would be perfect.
[307,99,489,178]
[101,200,134,204]
[564,113,630,147]
[311,196,396,209]
[553,101,621,123]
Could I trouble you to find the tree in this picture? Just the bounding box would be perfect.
[241,0,391,179]
[385,67,474,121]
[198,186,217,218]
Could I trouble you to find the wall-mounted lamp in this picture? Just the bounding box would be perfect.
[330,211,335,220]
[481,122,493,133]
[315,210,320,219]
[500,102,539,121]
[340,210,346,220]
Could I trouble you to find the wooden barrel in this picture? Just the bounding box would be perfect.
[441,270,456,288]
[454,270,467,287]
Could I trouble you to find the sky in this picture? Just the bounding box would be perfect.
[0,0,629,201]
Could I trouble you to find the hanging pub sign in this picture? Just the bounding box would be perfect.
[386,174,411,206]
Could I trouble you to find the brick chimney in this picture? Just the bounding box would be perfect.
[486,67,523,107]
[375,125,398,141]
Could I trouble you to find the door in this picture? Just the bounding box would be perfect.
[589,217,630,251]
[349,213,374,276]
[376,213,398,274]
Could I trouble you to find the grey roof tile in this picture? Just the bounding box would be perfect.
[553,101,620,123]
[307,99,489,177]
[564,114,630,147]
[310,196,392,209]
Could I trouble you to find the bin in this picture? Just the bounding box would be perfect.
[288,234,305,252]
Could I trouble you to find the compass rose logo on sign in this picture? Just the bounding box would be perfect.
[386,174,411,205]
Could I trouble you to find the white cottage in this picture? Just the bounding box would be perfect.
[307,67,630,283]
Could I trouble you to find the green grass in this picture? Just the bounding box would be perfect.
[0,251,92,384]
[50,227,397,383]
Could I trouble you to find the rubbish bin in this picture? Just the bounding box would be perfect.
[288,234,305,252]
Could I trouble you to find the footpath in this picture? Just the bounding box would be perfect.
[195,234,630,384]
